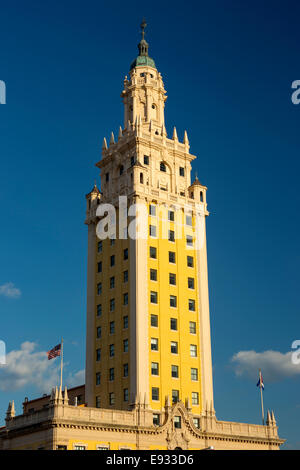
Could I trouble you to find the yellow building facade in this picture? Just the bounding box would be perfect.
[0,22,284,450]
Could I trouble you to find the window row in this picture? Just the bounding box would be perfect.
[150,291,195,310]
[96,319,129,337]
[151,339,198,357]
[150,248,194,267]
[149,205,192,224]
[149,270,195,290]
[151,388,199,405]
[96,363,129,385]
[151,363,198,380]
[96,340,128,360]
[97,271,128,293]
[97,250,128,272]
[95,389,129,407]
[149,227,194,246]
[150,315,196,333]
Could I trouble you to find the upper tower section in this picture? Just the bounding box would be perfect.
[121,19,167,132]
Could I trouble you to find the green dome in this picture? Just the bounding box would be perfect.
[130,55,156,70]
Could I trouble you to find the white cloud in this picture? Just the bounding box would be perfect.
[0,342,84,393]
[231,349,300,383]
[0,282,21,299]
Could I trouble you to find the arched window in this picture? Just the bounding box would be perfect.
[200,191,203,202]
[160,162,166,172]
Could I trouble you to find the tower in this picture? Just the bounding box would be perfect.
[85,21,214,419]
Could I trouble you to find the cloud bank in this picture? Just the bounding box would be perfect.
[0,342,84,393]
[0,282,21,299]
[231,349,300,383]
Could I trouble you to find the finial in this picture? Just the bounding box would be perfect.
[110,132,115,145]
[184,130,189,145]
[118,126,123,140]
[138,18,149,57]
[102,137,108,150]
[172,127,178,141]
[141,18,147,40]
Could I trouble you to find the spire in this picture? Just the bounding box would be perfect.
[138,18,149,57]
[172,127,178,141]
[102,137,108,151]
[184,130,189,145]
[118,126,123,140]
[110,132,115,145]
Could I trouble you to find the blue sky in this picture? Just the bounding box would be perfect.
[0,0,299,449]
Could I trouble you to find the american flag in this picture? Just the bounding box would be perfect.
[256,370,265,390]
[47,344,61,360]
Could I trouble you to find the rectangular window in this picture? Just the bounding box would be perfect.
[151,362,159,376]
[151,314,158,327]
[150,246,157,259]
[169,273,176,285]
[189,299,195,311]
[179,167,185,177]
[109,367,114,381]
[170,318,177,331]
[144,155,149,165]
[97,282,102,295]
[96,396,101,408]
[123,270,128,283]
[97,326,101,339]
[123,293,128,305]
[105,173,109,182]
[123,315,128,329]
[124,248,128,260]
[169,251,176,263]
[124,388,129,402]
[96,372,101,386]
[168,230,175,242]
[170,295,177,308]
[110,277,115,289]
[187,256,194,267]
[192,392,199,405]
[97,304,102,317]
[191,368,198,381]
[150,269,157,281]
[123,339,129,353]
[123,363,128,377]
[110,321,115,334]
[97,261,102,273]
[193,417,200,428]
[149,225,157,237]
[110,255,115,267]
[172,390,180,404]
[110,238,115,246]
[98,241,103,253]
[188,277,195,289]
[150,291,158,304]
[110,298,115,312]
[186,215,193,226]
[189,321,196,334]
[109,344,115,357]
[171,365,179,378]
[149,204,156,216]
[109,392,115,406]
[190,345,197,357]
[153,414,160,426]
[186,235,193,247]
[131,156,135,166]
[171,341,178,354]
[174,416,181,428]
[96,348,101,361]
[152,387,159,401]
[168,210,174,222]
[151,338,158,351]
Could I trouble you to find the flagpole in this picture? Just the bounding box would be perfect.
[60,338,64,391]
[259,369,264,425]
